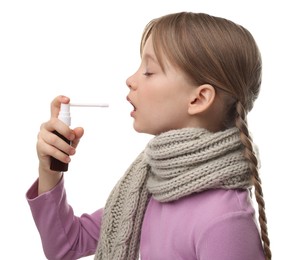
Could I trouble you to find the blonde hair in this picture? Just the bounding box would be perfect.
[141,12,271,259]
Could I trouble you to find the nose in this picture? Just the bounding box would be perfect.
[126,73,137,90]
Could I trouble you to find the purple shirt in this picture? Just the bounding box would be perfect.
[26,177,265,259]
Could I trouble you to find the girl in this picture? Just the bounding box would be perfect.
[27,12,271,259]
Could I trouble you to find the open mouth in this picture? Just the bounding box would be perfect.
[127,96,136,111]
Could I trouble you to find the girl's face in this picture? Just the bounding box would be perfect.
[126,36,197,135]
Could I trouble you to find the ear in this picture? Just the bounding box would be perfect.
[188,84,216,115]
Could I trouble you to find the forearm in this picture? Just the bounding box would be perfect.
[26,177,102,259]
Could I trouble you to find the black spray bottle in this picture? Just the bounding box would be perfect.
[50,103,71,172]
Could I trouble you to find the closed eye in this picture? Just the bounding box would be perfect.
[143,72,154,77]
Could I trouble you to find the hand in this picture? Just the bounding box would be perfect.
[36,95,84,194]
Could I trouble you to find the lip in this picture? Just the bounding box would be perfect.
[126,96,136,117]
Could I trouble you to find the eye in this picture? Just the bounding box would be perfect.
[143,72,154,77]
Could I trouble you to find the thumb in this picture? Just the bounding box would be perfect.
[71,127,84,149]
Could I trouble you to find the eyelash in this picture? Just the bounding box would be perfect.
[143,72,153,77]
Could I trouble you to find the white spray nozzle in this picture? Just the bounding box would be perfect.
[70,103,109,107]
[58,104,71,126]
[58,102,109,126]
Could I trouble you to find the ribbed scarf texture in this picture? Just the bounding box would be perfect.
[94,127,252,260]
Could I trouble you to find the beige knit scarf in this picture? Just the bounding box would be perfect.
[94,127,252,260]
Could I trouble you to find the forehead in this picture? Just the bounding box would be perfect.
[141,36,154,56]
[141,36,169,71]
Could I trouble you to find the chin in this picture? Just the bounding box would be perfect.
[133,124,157,136]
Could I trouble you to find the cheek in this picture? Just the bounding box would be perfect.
[135,81,190,133]
[140,86,186,118]
[143,106,180,134]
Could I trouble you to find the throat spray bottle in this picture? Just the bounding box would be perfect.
[50,103,71,172]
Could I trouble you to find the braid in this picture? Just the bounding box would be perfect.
[235,101,272,260]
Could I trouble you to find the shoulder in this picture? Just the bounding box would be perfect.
[196,207,265,259]
[163,189,255,222]
[187,189,265,259]
[147,189,257,237]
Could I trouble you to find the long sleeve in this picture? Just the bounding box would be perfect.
[26,177,102,260]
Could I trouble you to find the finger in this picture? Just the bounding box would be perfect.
[41,119,76,142]
[37,138,72,164]
[38,128,76,157]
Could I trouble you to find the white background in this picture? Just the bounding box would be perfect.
[0,0,292,259]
